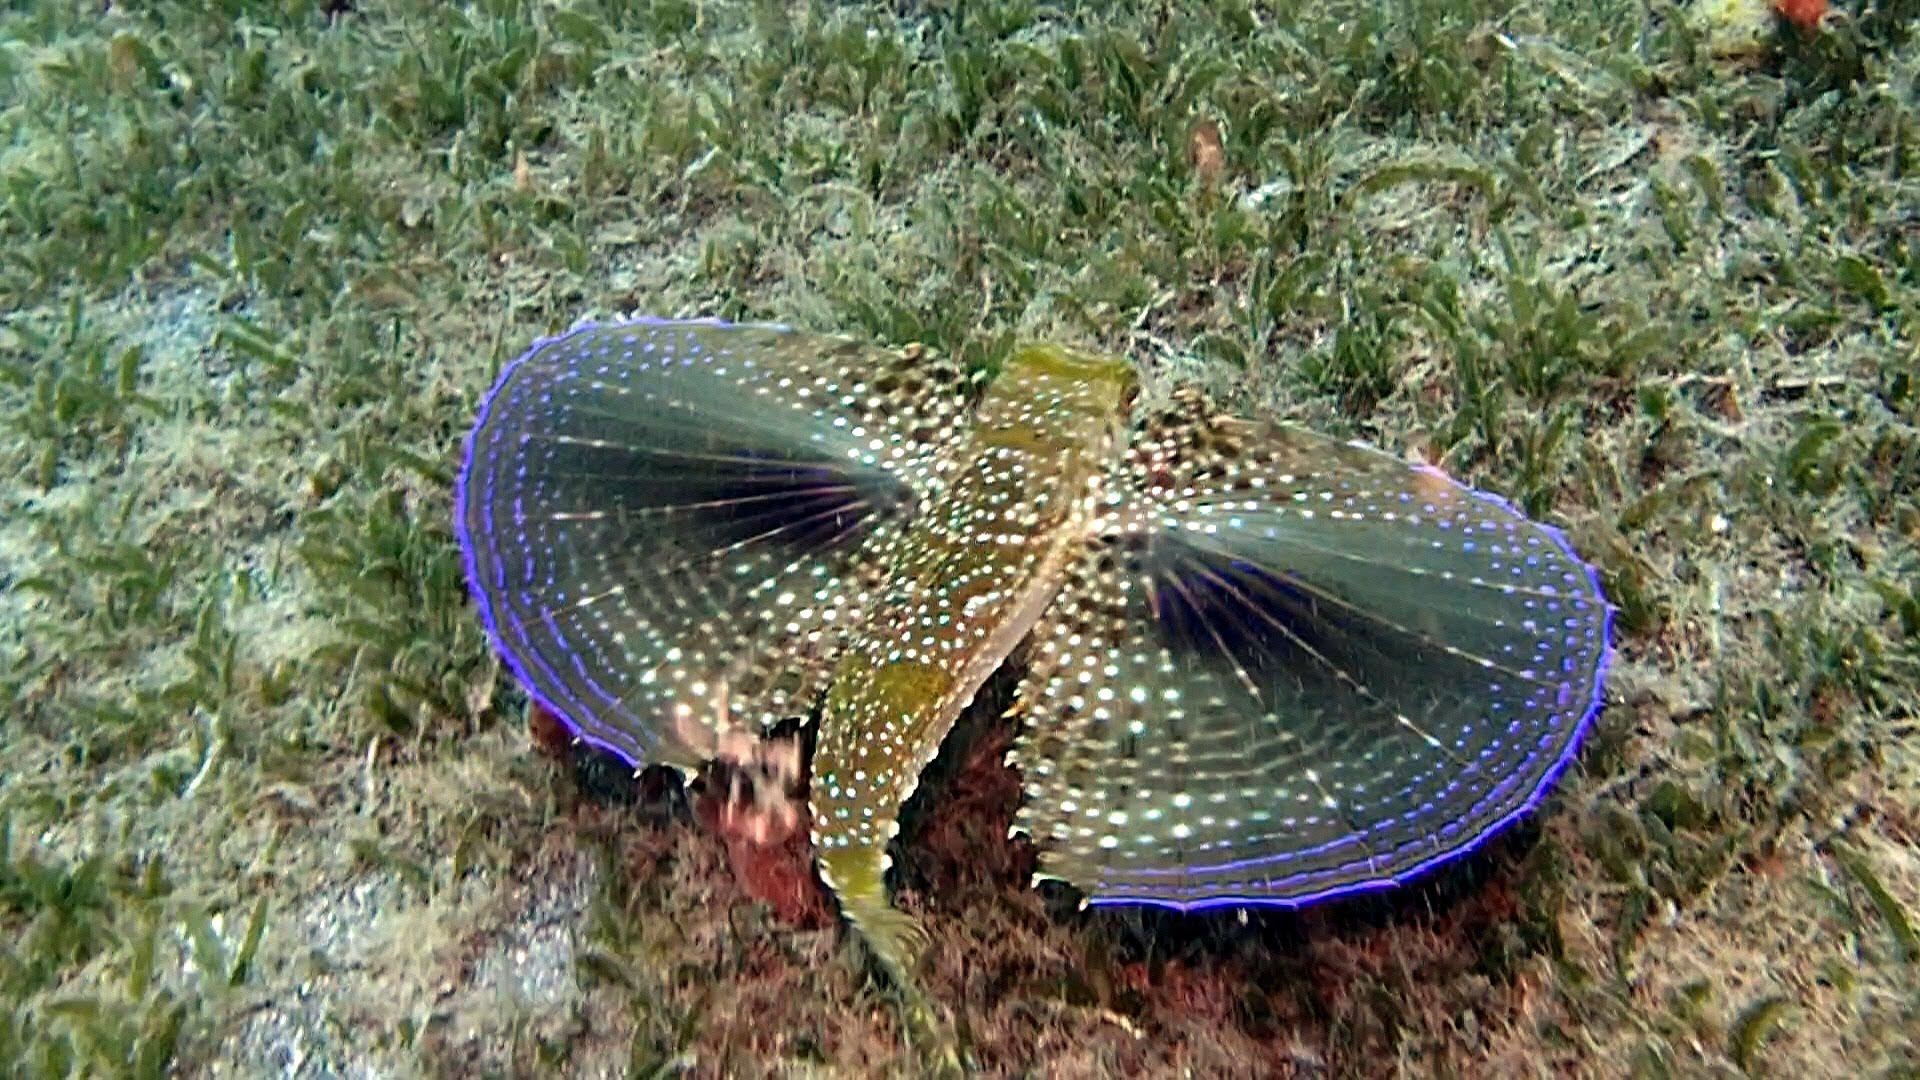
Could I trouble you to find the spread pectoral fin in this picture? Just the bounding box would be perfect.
[1010,420,1612,908]
[456,319,972,767]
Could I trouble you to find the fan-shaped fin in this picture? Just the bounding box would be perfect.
[455,318,972,768]
[1011,408,1612,908]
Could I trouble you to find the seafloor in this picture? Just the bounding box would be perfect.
[1,1,1915,1077]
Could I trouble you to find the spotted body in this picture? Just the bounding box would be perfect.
[455,318,1612,1032]
[810,345,1134,983]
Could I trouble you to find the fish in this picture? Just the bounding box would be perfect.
[453,316,1613,1050]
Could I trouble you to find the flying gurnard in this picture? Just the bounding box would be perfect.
[453,316,1613,1041]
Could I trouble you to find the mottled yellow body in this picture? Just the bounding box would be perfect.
[811,345,1135,983]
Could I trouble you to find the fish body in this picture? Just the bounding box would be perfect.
[455,317,1612,1033]
[811,345,1135,982]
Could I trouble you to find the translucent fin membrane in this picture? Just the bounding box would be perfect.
[454,319,970,768]
[1012,406,1612,909]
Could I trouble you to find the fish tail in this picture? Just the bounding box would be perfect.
[819,843,928,988]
